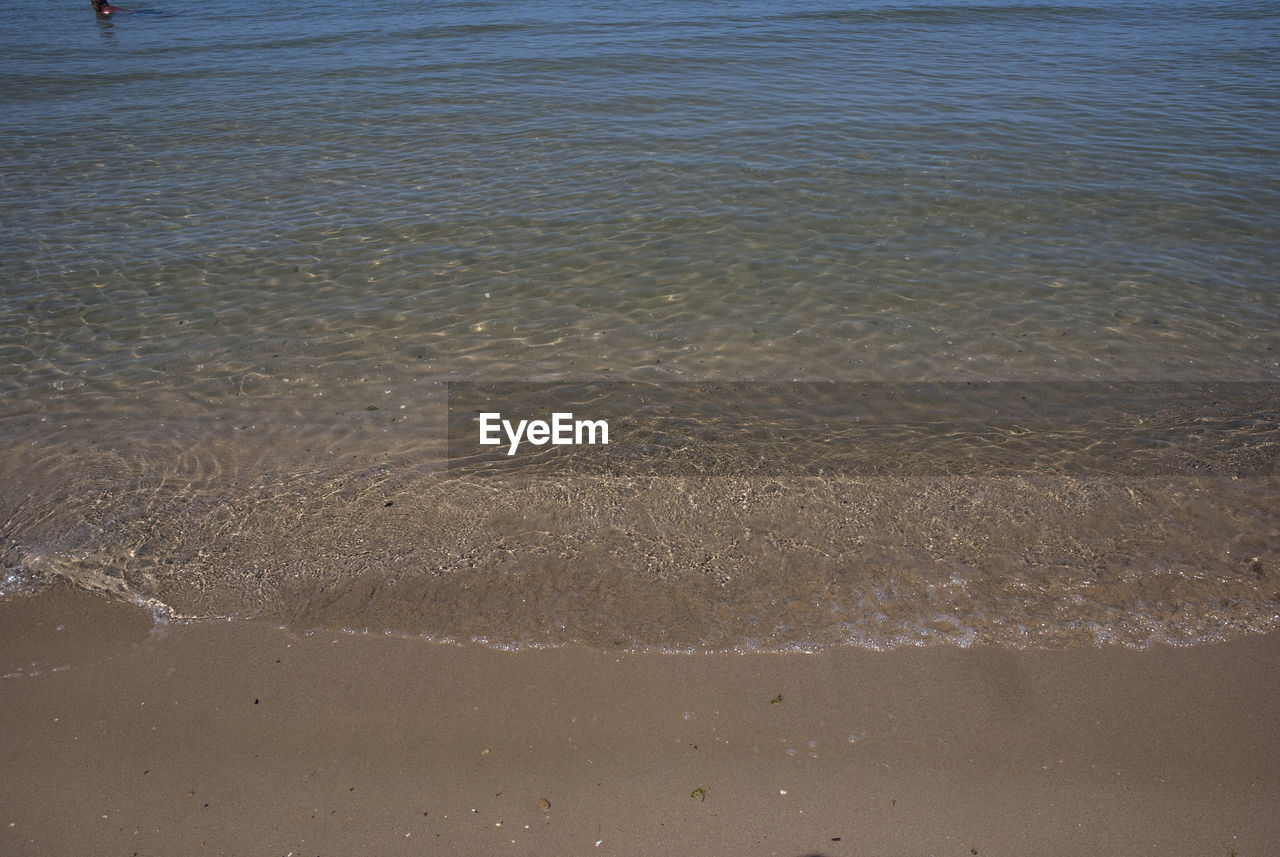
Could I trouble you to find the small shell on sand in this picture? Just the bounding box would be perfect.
[537,798,551,812]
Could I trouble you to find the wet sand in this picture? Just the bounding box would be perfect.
[2,587,1277,857]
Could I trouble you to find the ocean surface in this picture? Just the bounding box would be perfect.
[2,0,1277,649]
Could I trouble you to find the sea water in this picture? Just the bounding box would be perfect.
[2,0,1277,648]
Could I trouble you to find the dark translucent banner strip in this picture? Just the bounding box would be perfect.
[446,382,1279,477]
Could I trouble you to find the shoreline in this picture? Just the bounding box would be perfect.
[3,587,1278,856]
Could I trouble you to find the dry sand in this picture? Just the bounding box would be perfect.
[2,587,1277,857]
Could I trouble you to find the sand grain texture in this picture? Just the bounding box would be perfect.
[1,588,1277,856]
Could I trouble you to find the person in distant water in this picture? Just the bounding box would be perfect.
[92,0,130,14]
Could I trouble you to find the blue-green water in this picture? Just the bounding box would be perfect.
[2,0,1277,648]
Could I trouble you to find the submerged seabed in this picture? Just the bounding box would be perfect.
[3,0,1279,648]
[2,391,1277,651]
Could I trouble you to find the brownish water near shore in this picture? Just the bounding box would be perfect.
[4,0,1279,648]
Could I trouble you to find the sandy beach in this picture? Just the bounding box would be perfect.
[4,3,1278,855]
[2,586,1276,857]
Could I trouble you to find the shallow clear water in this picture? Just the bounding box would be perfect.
[2,0,1278,648]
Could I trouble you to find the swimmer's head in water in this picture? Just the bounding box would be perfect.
[91,0,107,11]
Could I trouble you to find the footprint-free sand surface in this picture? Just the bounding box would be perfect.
[2,587,1277,856]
